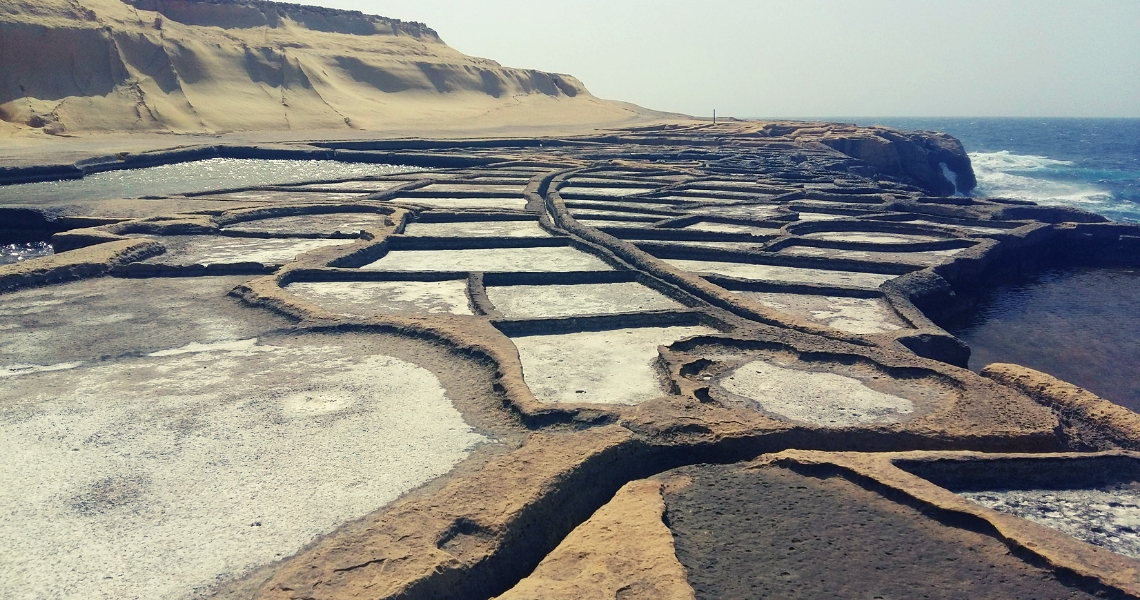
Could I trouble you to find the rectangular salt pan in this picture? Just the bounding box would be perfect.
[684,222,780,235]
[577,219,657,229]
[779,246,964,267]
[564,200,682,214]
[0,337,486,600]
[696,206,784,219]
[389,197,528,209]
[487,282,682,319]
[512,325,714,405]
[144,236,355,266]
[666,259,895,289]
[905,220,1014,235]
[286,180,403,192]
[223,214,389,235]
[0,158,418,204]
[795,212,856,221]
[203,191,369,203]
[634,240,765,252]
[565,177,674,186]
[402,221,551,238]
[570,209,671,219]
[560,187,657,197]
[735,291,909,334]
[653,195,744,204]
[286,281,473,316]
[803,231,947,244]
[417,184,527,194]
[361,247,613,273]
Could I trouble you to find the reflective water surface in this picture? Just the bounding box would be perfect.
[949,267,1140,412]
[0,242,53,266]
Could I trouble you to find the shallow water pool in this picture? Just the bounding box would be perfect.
[0,158,422,204]
[948,267,1140,411]
[0,242,53,266]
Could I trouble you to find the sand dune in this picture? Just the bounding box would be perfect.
[0,0,667,135]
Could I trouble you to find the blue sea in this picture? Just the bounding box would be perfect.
[847,118,1140,223]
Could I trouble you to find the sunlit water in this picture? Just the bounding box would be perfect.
[946,267,1140,412]
[0,242,54,266]
[0,158,423,204]
[852,118,1140,223]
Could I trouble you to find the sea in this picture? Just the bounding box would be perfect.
[847,117,1140,223]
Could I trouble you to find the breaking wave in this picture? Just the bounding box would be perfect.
[970,150,1138,222]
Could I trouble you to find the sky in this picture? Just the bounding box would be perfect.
[308,0,1140,118]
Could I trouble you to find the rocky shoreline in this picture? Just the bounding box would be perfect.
[2,122,1140,599]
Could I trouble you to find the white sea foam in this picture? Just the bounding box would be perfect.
[939,162,960,195]
[971,150,1073,173]
[970,151,1133,220]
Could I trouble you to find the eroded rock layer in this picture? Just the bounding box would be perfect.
[0,0,648,134]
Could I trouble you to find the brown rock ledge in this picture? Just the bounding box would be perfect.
[494,479,693,600]
[984,363,1140,451]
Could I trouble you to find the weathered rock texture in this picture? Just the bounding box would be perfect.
[0,0,656,134]
[760,450,1140,599]
[984,363,1140,451]
[2,122,1139,600]
[813,126,977,195]
[494,479,694,600]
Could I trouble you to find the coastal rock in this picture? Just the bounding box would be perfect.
[494,479,694,600]
[982,363,1140,451]
[808,127,977,196]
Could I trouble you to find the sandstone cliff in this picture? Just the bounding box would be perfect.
[765,122,977,196]
[0,0,658,134]
[812,126,977,196]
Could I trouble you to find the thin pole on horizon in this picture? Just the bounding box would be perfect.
[713,109,716,124]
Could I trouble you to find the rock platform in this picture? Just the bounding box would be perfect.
[2,121,1140,599]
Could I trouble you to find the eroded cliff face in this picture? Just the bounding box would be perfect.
[0,0,627,134]
[122,0,440,37]
[772,123,977,195]
[813,127,977,196]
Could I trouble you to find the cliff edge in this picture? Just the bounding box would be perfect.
[0,0,663,134]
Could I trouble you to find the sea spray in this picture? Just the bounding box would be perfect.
[851,118,1140,223]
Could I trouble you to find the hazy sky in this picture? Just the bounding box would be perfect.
[309,1,1139,118]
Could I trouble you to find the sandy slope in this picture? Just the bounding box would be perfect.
[0,0,672,136]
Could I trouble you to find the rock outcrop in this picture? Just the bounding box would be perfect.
[781,123,977,195]
[0,0,654,134]
[616,121,978,197]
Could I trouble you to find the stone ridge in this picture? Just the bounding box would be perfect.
[123,0,439,38]
[816,126,977,195]
[494,479,694,599]
[984,363,1140,451]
